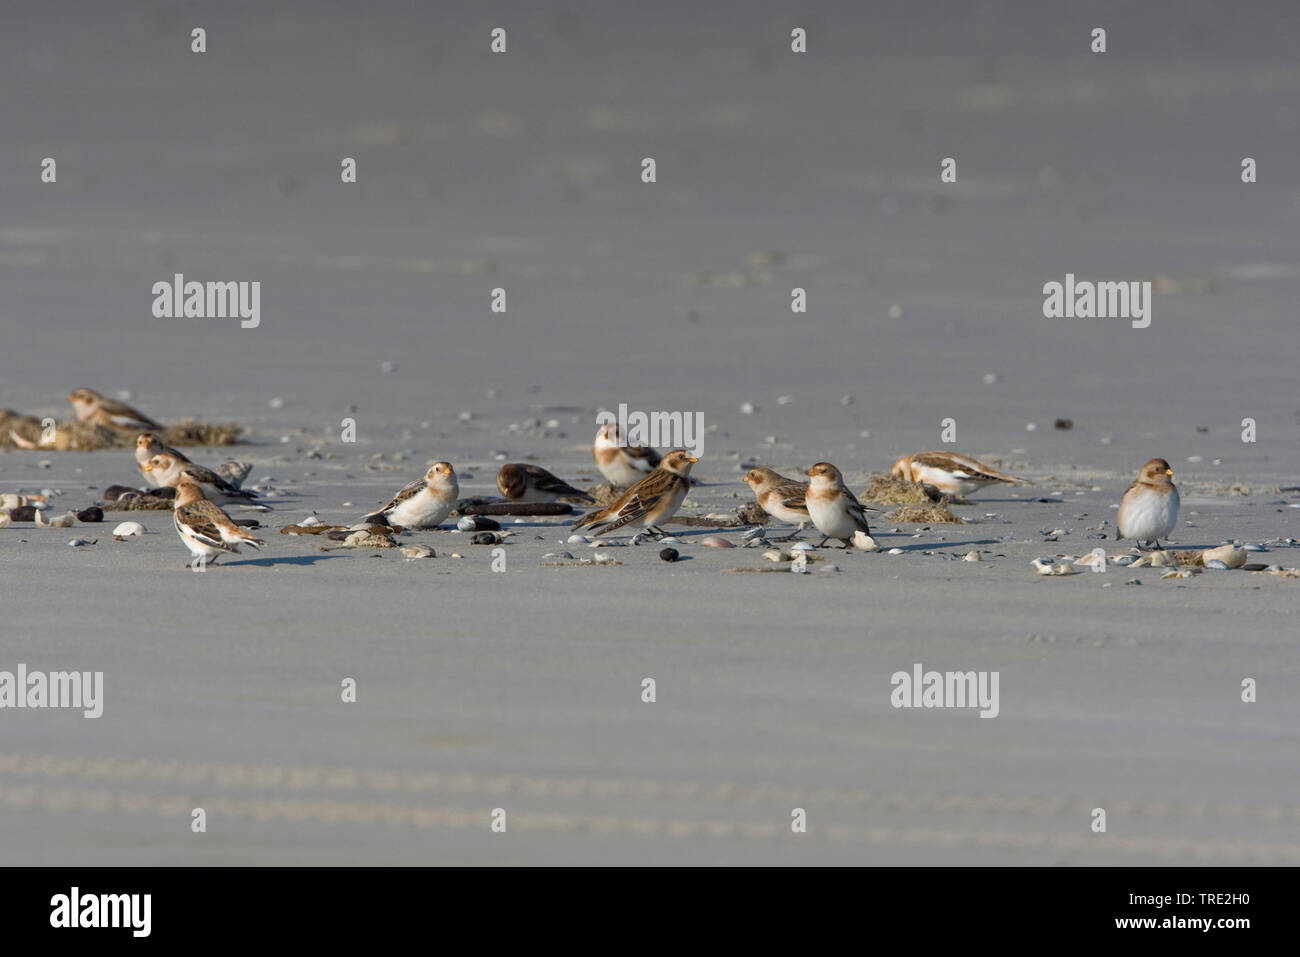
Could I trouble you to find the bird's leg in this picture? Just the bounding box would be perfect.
[816,535,830,549]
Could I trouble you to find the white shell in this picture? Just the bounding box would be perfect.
[1201,545,1246,569]
[112,521,146,539]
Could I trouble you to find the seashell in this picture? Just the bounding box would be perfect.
[469,531,500,545]
[659,548,679,562]
[1111,555,1135,566]
[48,511,78,528]
[887,548,904,555]
[820,564,841,573]
[300,516,323,527]
[1201,545,1246,569]
[963,551,981,562]
[1162,568,1195,579]
[790,552,809,574]
[699,536,734,548]
[657,537,682,544]
[853,531,879,551]
[1243,543,1265,552]
[1204,559,1229,570]
[112,521,145,540]
[593,551,614,564]
[790,542,814,551]
[741,526,767,542]
[567,534,590,544]
[68,538,96,547]
[1147,551,1175,567]
[543,552,574,560]
[401,544,435,559]
[762,549,792,562]
[458,515,500,532]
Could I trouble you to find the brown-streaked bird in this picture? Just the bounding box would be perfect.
[496,463,594,504]
[172,478,263,566]
[572,449,696,539]
[68,388,162,431]
[743,467,810,539]
[1117,458,1179,549]
[144,453,258,502]
[890,451,1023,498]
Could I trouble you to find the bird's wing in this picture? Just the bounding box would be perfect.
[175,503,237,551]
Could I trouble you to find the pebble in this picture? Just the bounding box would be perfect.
[68,538,95,547]
[699,536,734,548]
[469,532,500,545]
[659,548,679,562]
[112,521,145,540]
[458,515,501,532]
[820,564,841,573]
[762,549,792,562]
[963,551,980,562]
[887,548,904,555]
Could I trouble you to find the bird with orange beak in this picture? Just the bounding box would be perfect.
[1117,458,1179,549]
[571,449,697,539]
[805,462,874,548]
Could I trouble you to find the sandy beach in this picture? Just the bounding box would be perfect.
[1,1,1298,865]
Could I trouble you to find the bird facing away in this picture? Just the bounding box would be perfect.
[363,462,459,529]
[805,462,873,548]
[68,388,162,432]
[1117,458,1179,549]
[592,423,662,488]
[496,463,594,504]
[890,451,1023,498]
[572,449,696,538]
[172,479,263,566]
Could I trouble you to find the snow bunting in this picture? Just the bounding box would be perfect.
[890,451,1024,498]
[592,423,662,488]
[1117,458,1179,549]
[144,453,258,502]
[135,433,191,487]
[496,463,594,504]
[743,467,810,538]
[68,388,162,431]
[172,479,263,566]
[363,462,458,529]
[805,462,873,548]
[572,449,696,538]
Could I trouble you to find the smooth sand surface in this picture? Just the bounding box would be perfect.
[1,1,1298,864]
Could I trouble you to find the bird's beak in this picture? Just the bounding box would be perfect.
[688,456,698,463]
[1165,468,1173,476]
[142,464,152,472]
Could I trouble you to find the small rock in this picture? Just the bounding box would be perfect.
[762,549,792,562]
[1053,418,1073,430]
[659,548,679,562]
[75,507,104,523]
[401,544,435,558]
[543,552,574,560]
[458,515,500,532]
[68,538,95,547]
[469,532,500,545]
[791,552,809,573]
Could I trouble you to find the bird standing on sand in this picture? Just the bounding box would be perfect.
[172,478,263,567]
[1117,458,1179,549]
[572,450,696,539]
[805,462,873,548]
[144,453,258,503]
[743,467,810,540]
[135,433,192,487]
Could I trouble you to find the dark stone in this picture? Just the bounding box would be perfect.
[659,548,679,562]
[75,507,104,523]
